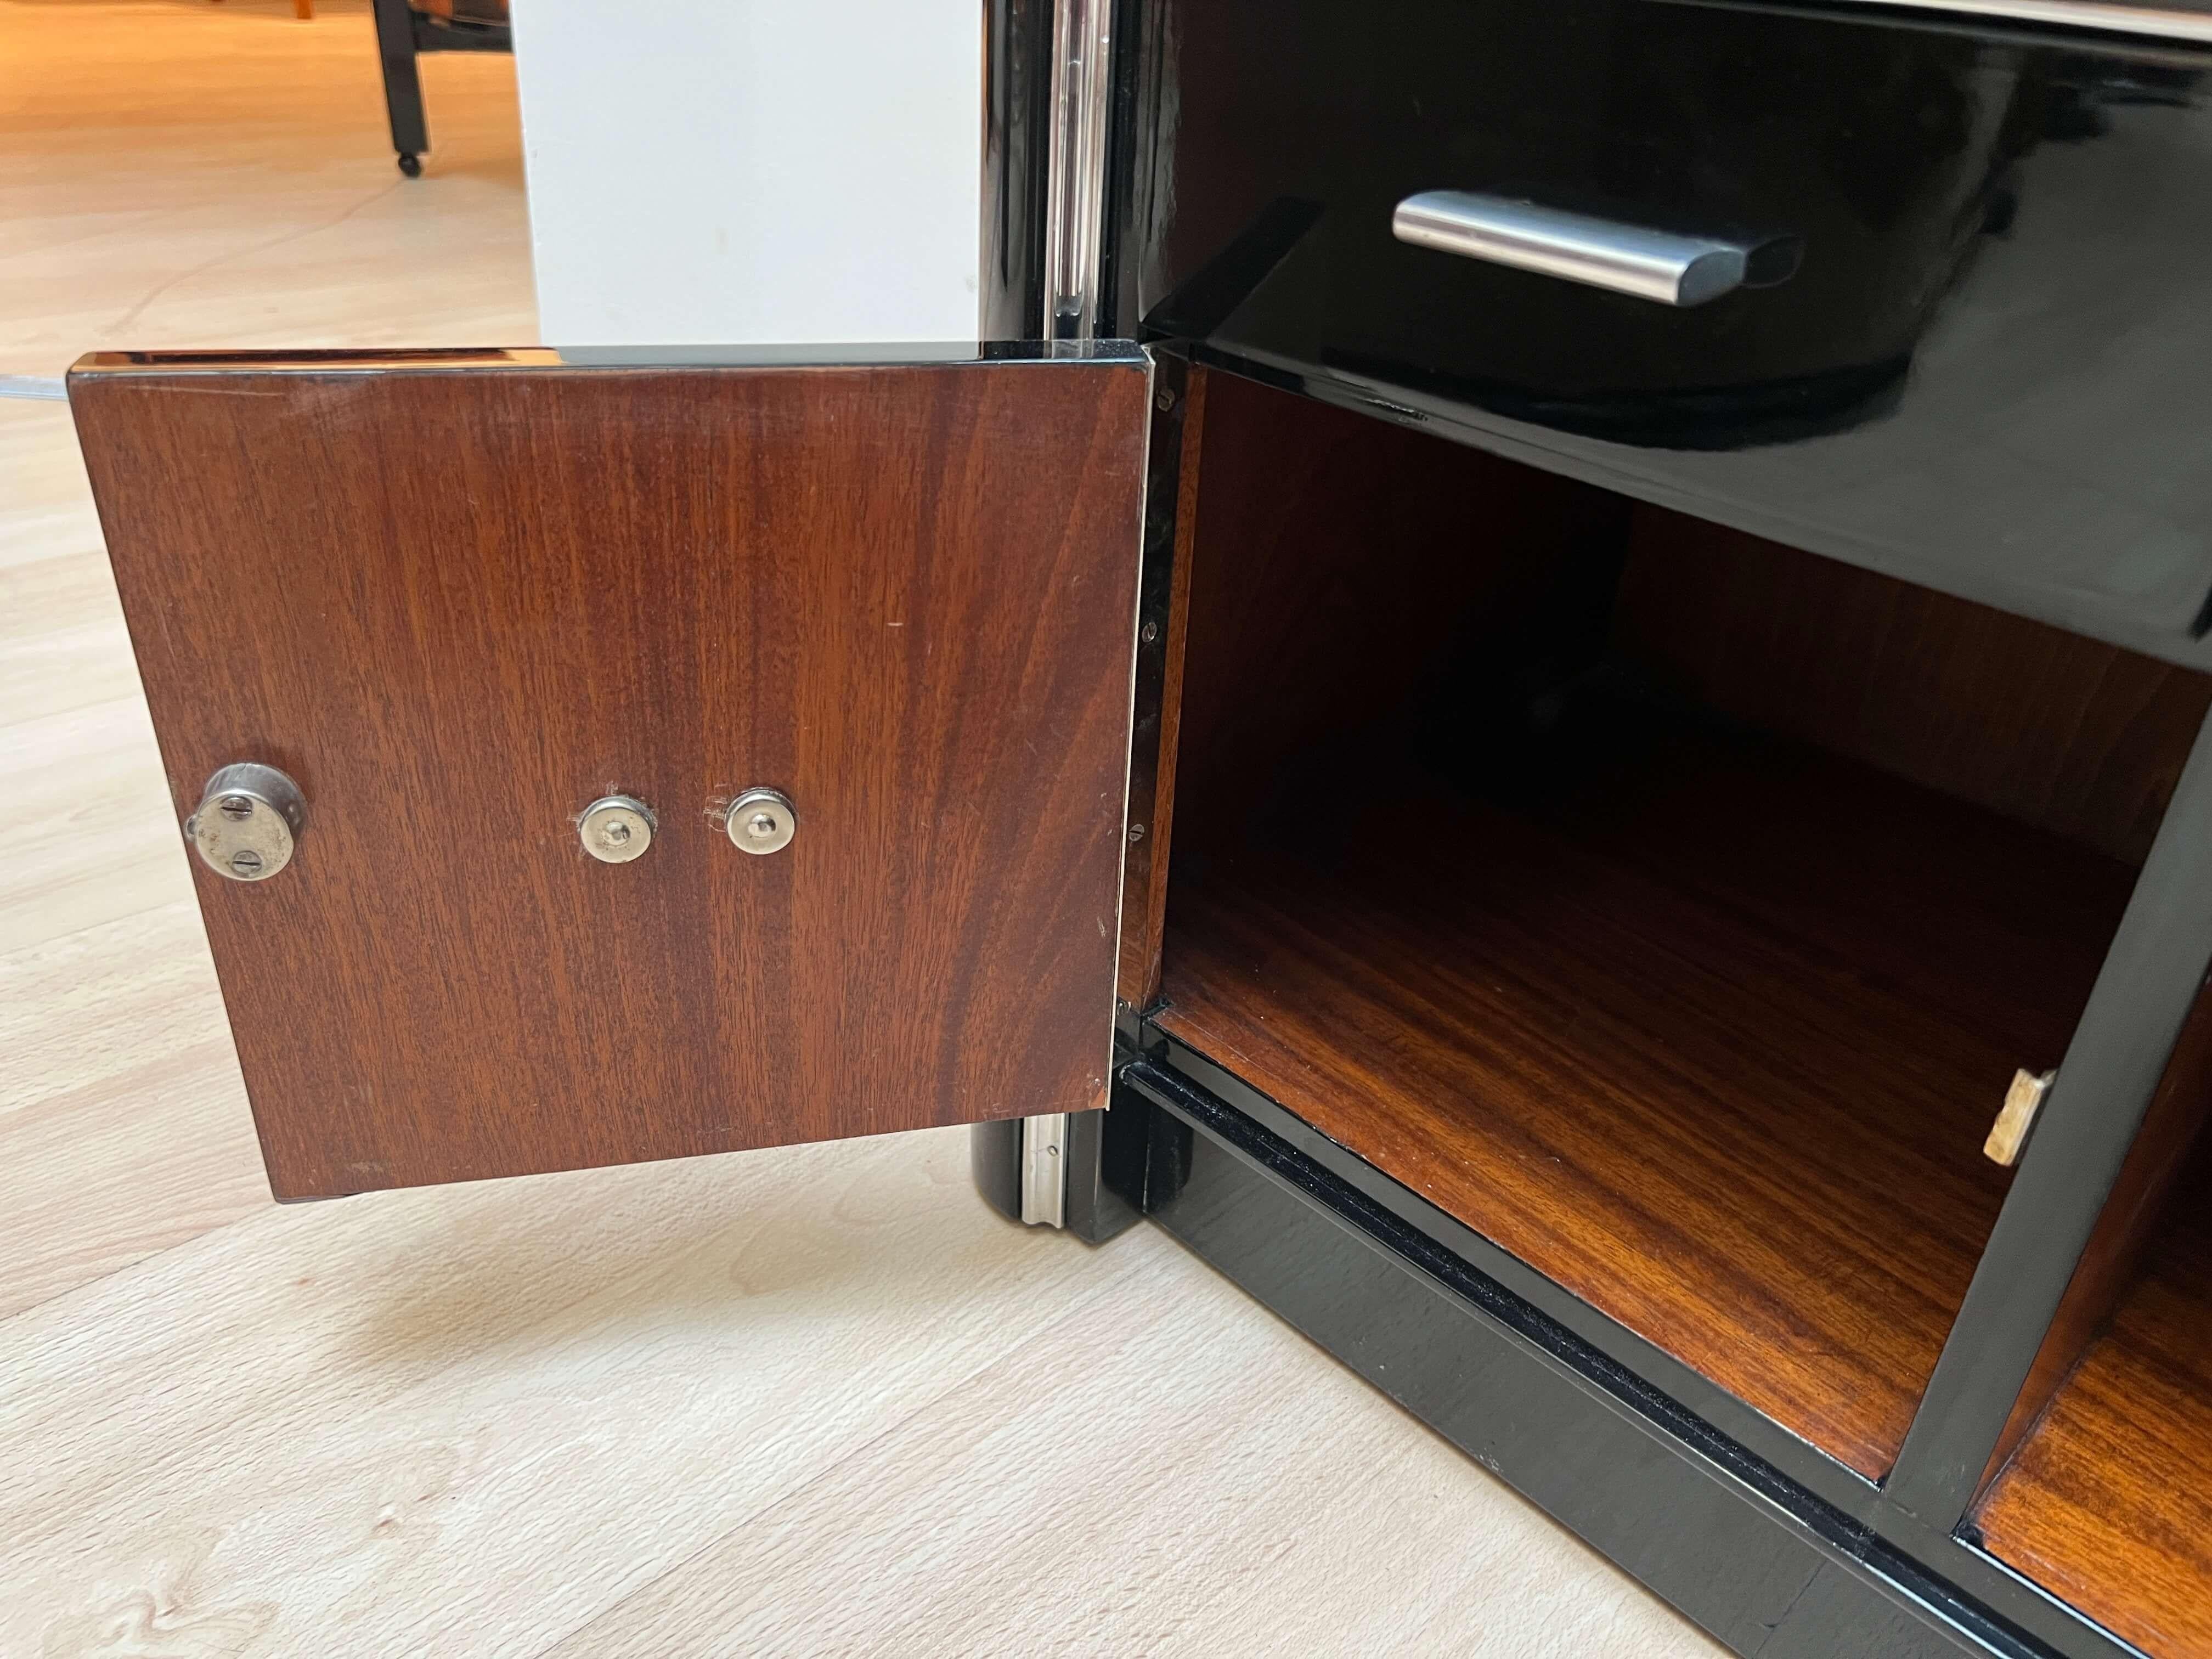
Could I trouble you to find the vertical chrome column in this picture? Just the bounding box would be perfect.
[1043,0,1112,338]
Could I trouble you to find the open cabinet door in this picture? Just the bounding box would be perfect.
[69,344,1152,1199]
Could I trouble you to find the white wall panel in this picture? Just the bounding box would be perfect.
[514,1,981,345]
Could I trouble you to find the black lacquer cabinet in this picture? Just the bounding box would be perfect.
[66,0,2212,1654]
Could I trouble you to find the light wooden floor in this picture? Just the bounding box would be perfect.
[0,5,1720,1653]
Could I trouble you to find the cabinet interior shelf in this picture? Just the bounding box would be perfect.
[1155,721,2134,1477]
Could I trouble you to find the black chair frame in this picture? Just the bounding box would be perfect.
[371,0,514,177]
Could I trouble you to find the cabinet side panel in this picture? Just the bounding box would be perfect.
[1116,361,1206,1008]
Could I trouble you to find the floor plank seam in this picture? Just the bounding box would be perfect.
[104,178,407,337]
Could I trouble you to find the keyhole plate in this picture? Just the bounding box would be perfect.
[185,763,305,883]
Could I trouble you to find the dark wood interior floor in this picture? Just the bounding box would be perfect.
[1978,1176,2212,1659]
[1154,714,2138,1479]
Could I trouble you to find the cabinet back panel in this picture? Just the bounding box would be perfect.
[1613,507,2212,866]
[1167,370,2210,878]
[1169,370,1629,851]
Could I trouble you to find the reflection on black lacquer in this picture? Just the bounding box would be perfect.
[1113,0,2212,660]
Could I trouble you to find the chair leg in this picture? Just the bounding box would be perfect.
[295,0,312,16]
[371,0,428,176]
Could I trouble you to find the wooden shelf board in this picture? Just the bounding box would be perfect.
[1155,723,2135,1479]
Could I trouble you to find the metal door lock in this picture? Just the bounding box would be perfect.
[724,787,797,855]
[185,763,306,882]
[578,795,656,863]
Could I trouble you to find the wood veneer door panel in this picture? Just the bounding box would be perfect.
[70,350,1150,1198]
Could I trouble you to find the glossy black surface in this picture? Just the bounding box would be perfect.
[1110,0,2212,665]
[981,0,1053,337]
[1119,1056,2102,1659]
[1121,1021,2155,1658]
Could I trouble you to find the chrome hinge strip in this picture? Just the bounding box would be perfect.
[1019,1112,1069,1226]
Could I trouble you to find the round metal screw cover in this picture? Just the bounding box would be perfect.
[578,795,656,864]
[725,788,797,855]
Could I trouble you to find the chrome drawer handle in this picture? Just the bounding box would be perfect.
[1392,190,1790,308]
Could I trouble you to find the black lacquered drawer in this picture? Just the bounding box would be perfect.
[1121,0,2212,665]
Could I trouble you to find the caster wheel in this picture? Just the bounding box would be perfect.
[397,152,422,178]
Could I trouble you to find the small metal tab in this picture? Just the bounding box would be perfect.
[724,787,797,855]
[1985,1068,2057,1167]
[184,763,306,883]
[578,795,656,864]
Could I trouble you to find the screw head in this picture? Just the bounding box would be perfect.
[1127,823,1147,843]
[1139,619,1159,644]
[1154,389,1175,412]
[229,849,265,877]
[578,796,655,864]
[725,788,797,855]
[218,794,256,820]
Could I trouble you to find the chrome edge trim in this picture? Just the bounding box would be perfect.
[65,342,1150,379]
[1837,0,2212,40]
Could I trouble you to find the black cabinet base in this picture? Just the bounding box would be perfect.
[1124,1062,2009,1658]
[1118,1045,2150,1659]
[967,1049,2135,1657]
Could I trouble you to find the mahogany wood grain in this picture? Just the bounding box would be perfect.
[1116,365,1207,1008]
[1615,507,2212,866]
[1977,1157,2212,1658]
[1974,980,2212,1493]
[1156,723,2137,1479]
[71,351,1149,1198]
